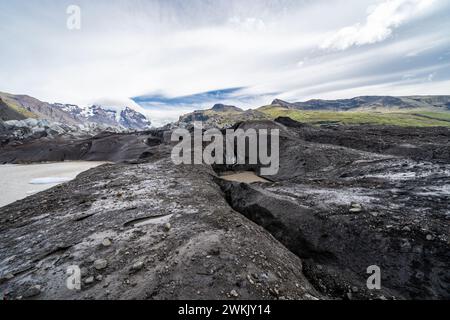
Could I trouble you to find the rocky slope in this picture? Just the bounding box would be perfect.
[57,104,152,131]
[0,98,28,121]
[0,119,127,147]
[0,129,166,164]
[0,155,320,300]
[216,119,450,299]
[271,95,450,111]
[178,104,268,129]
[0,119,449,300]
[0,92,151,131]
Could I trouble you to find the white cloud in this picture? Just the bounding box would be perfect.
[0,0,448,126]
[321,0,436,50]
[229,17,266,31]
[312,79,450,100]
[144,106,197,128]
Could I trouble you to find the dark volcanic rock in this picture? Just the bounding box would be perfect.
[0,118,449,300]
[274,117,450,163]
[214,119,450,299]
[218,178,450,299]
[0,131,168,164]
[0,158,319,300]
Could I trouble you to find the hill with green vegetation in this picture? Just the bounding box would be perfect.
[0,91,151,130]
[178,104,268,128]
[0,93,38,121]
[258,105,450,128]
[176,96,450,129]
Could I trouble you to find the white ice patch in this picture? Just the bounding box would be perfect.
[29,177,72,185]
[365,172,417,180]
[134,214,173,228]
[365,168,450,181]
[80,106,95,118]
[268,184,377,207]
[415,185,450,196]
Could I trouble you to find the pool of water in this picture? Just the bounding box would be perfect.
[0,161,107,208]
[220,171,270,184]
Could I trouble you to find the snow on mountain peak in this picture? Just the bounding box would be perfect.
[91,97,149,116]
[56,101,152,130]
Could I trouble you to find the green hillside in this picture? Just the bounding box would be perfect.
[258,106,450,128]
[0,93,37,120]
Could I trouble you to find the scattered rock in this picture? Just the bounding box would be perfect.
[230,289,239,298]
[102,238,112,247]
[349,207,362,213]
[84,276,94,284]
[130,261,144,272]
[23,285,41,298]
[269,288,280,297]
[164,223,172,232]
[4,273,14,280]
[94,259,108,270]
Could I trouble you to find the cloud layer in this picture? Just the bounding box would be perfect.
[0,0,449,125]
[321,0,436,50]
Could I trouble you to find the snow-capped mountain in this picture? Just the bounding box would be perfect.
[0,91,152,131]
[57,104,152,130]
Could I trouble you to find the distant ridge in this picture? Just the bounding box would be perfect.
[271,96,450,111]
[211,104,243,113]
[173,95,450,129]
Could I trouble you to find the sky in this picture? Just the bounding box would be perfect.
[0,0,449,126]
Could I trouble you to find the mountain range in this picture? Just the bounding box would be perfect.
[271,95,450,111]
[0,92,151,130]
[2,91,450,131]
[178,95,450,128]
